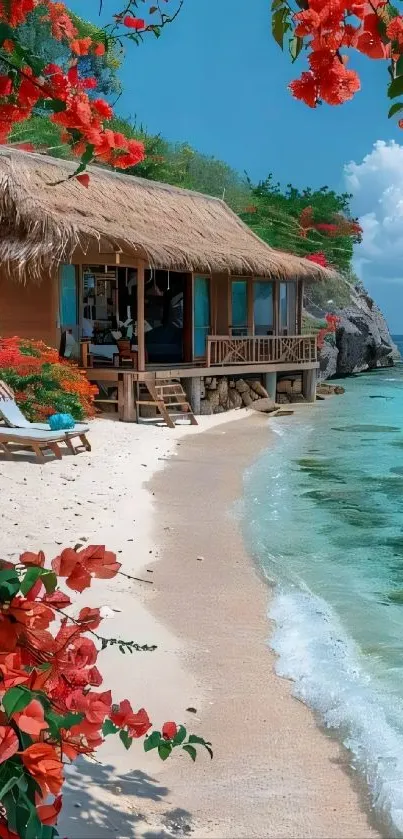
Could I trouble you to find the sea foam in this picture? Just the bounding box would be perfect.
[270,588,403,834]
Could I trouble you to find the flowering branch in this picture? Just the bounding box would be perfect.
[0,1,182,184]
[0,544,212,839]
[271,0,403,129]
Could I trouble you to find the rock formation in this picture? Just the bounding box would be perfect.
[305,285,400,380]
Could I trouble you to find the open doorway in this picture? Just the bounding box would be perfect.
[144,270,188,365]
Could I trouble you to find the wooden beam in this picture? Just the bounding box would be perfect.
[137,261,146,372]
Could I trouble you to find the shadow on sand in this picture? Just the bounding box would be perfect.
[59,758,193,838]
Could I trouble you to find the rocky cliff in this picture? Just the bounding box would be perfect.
[304,285,400,381]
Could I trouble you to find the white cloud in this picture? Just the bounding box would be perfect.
[344,140,403,331]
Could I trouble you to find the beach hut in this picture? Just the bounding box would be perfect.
[0,147,329,423]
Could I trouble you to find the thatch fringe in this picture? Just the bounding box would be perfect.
[0,147,332,282]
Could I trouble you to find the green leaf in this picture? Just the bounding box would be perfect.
[20,567,41,595]
[119,729,133,750]
[0,22,13,45]
[173,725,187,746]
[46,710,84,739]
[187,734,213,758]
[39,570,57,594]
[158,742,172,761]
[388,101,403,118]
[388,76,403,99]
[289,35,303,62]
[272,7,290,50]
[102,719,119,736]
[71,143,95,179]
[144,730,161,752]
[36,98,67,113]
[0,569,20,603]
[18,788,48,839]
[0,766,24,802]
[3,686,32,718]
[20,567,57,596]
[182,744,197,762]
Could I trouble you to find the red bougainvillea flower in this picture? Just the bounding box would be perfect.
[162,721,178,740]
[0,76,13,96]
[52,545,121,592]
[22,743,64,797]
[93,98,114,119]
[110,701,151,738]
[0,597,54,652]
[289,71,318,107]
[0,822,18,839]
[387,16,403,45]
[67,689,112,725]
[14,699,48,739]
[123,15,145,29]
[77,607,102,631]
[19,550,45,567]
[0,727,19,765]
[36,795,62,827]
[93,42,106,56]
[76,174,90,188]
[306,252,328,267]
[1,0,35,27]
[70,37,92,55]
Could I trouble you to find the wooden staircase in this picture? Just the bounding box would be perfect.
[136,378,198,428]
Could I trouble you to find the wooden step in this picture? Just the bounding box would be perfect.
[136,377,198,428]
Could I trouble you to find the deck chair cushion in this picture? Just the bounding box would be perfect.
[0,398,30,428]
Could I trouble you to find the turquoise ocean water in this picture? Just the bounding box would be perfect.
[243,365,403,834]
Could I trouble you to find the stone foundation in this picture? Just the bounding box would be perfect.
[200,376,275,415]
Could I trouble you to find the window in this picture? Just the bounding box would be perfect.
[59,265,78,338]
[253,281,273,336]
[231,280,248,335]
[194,276,211,357]
[279,282,297,334]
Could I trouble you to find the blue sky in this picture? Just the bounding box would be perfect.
[68,0,403,331]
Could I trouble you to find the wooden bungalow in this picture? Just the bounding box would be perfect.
[0,147,330,424]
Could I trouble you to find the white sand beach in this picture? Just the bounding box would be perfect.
[0,413,382,838]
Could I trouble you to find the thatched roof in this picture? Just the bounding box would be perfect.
[0,147,330,281]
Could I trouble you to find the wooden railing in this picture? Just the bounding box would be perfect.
[206,335,317,367]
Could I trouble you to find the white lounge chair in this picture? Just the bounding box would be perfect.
[0,427,91,462]
[0,380,91,459]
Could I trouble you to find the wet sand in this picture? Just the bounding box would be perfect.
[148,413,381,838]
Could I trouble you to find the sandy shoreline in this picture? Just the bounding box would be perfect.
[147,413,382,839]
[0,411,384,837]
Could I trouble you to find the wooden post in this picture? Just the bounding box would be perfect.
[137,261,146,372]
[302,369,317,403]
[122,373,136,422]
[185,377,202,414]
[297,280,304,334]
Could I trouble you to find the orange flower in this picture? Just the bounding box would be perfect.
[70,37,92,56]
[110,701,151,738]
[0,726,19,764]
[14,699,48,739]
[36,795,62,827]
[22,743,64,797]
